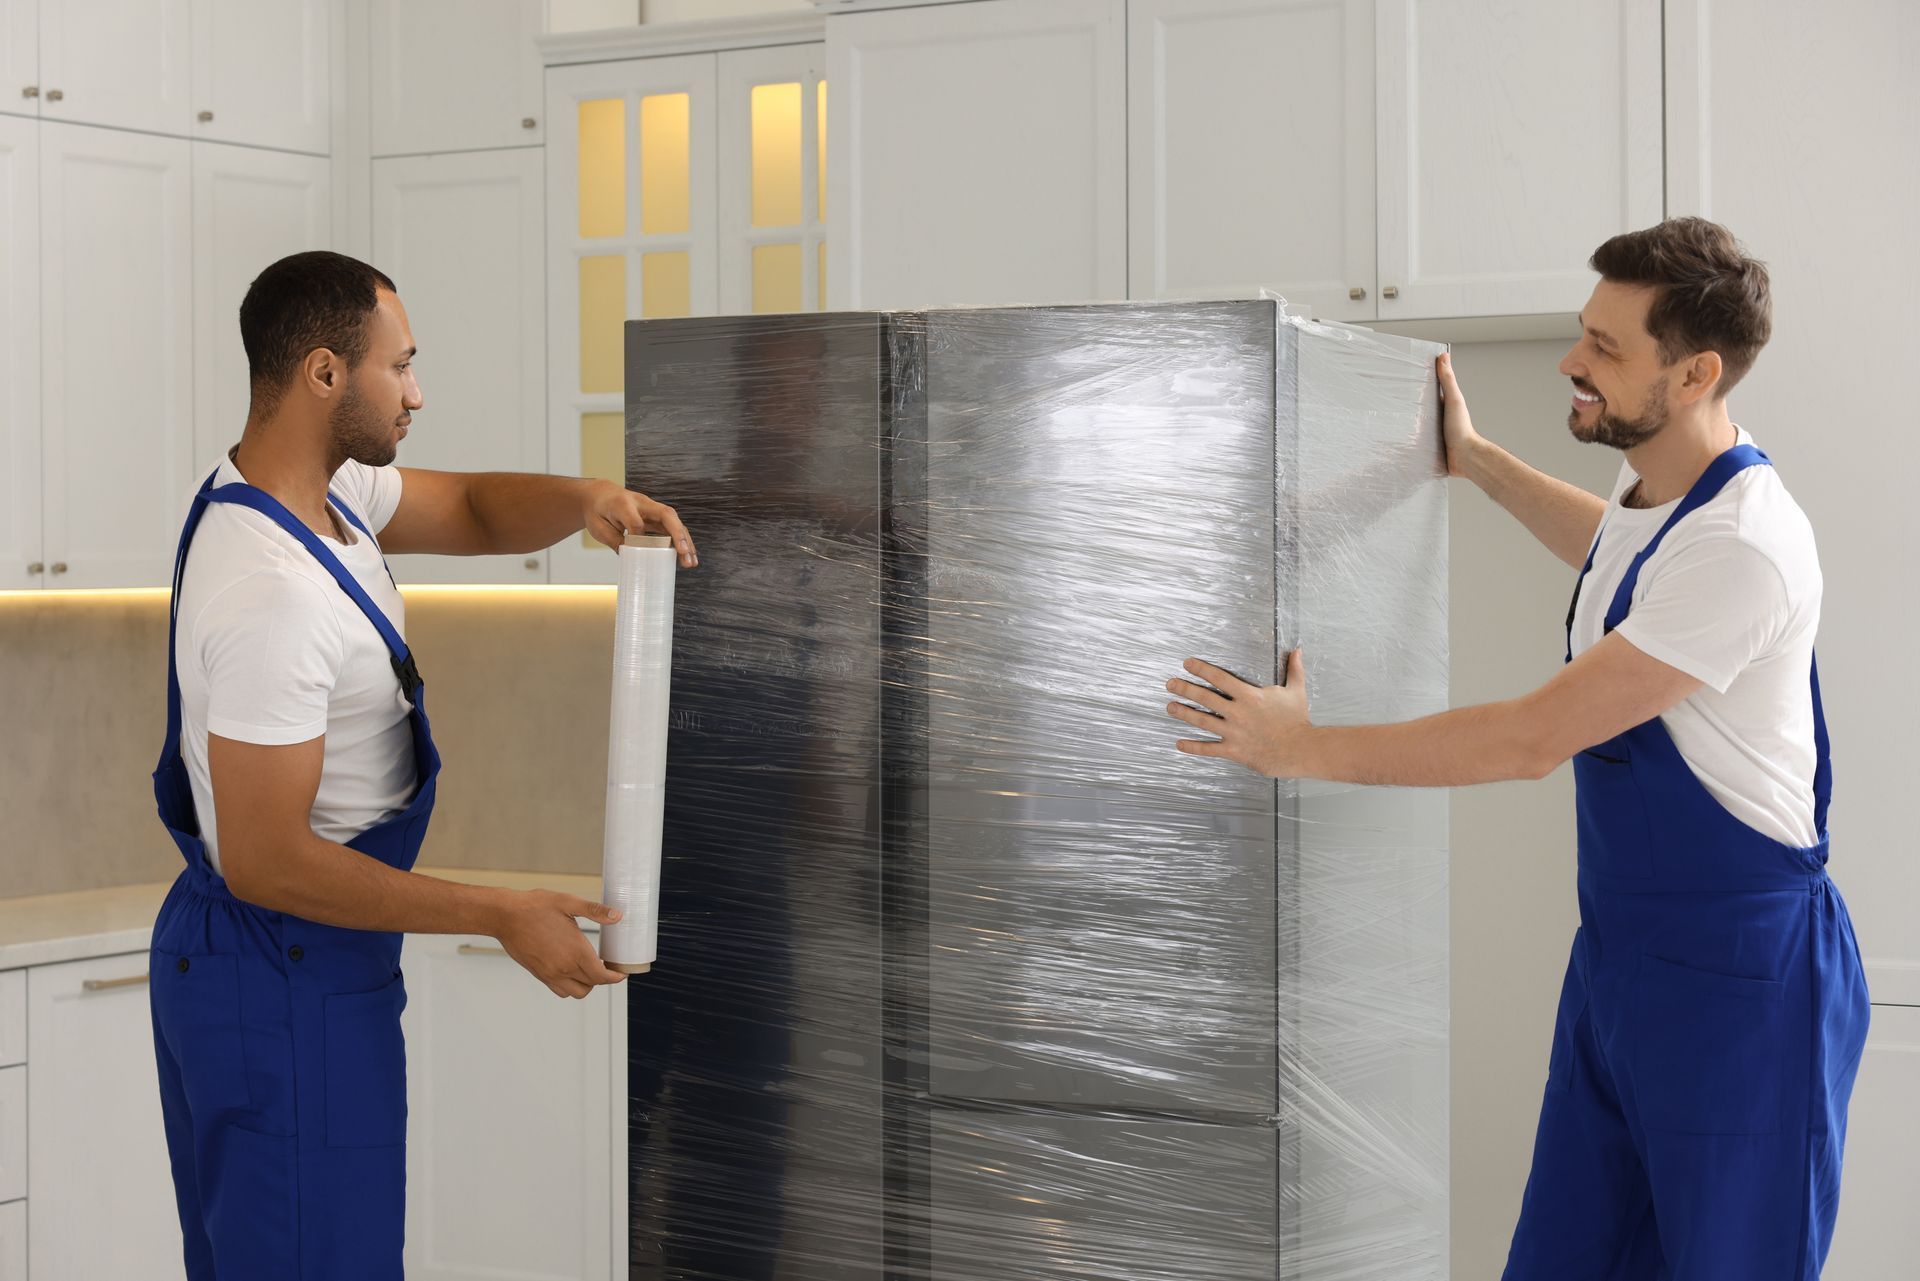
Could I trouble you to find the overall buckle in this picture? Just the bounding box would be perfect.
[391,651,423,701]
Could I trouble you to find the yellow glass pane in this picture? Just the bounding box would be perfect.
[580,412,625,547]
[751,83,803,228]
[817,80,827,221]
[753,243,804,314]
[642,252,691,319]
[818,241,827,311]
[579,255,626,394]
[577,98,625,238]
[640,93,690,236]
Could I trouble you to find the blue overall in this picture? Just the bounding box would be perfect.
[150,470,439,1279]
[1504,445,1871,1280]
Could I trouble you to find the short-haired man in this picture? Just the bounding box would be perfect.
[149,250,696,1277]
[1166,218,1870,1278]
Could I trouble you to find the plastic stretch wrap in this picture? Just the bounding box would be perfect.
[601,536,677,972]
[623,300,1450,1280]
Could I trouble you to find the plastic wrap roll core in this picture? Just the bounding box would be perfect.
[601,532,677,974]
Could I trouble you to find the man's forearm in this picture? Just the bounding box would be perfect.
[1298,700,1556,787]
[1459,436,1606,570]
[463,471,599,555]
[226,833,513,936]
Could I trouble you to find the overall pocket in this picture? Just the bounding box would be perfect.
[151,949,251,1114]
[1574,742,1656,880]
[1630,953,1786,1134]
[323,972,409,1148]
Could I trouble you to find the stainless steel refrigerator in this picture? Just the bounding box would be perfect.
[622,300,1450,1281]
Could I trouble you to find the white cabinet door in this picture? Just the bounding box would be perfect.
[0,1067,20,1203]
[0,1199,21,1281]
[40,122,194,589]
[192,143,331,478]
[26,954,184,1281]
[1375,0,1663,319]
[1129,0,1375,319]
[1824,1004,1920,1280]
[370,0,544,157]
[827,0,1126,310]
[38,0,193,136]
[546,55,718,586]
[717,43,828,317]
[0,0,36,120]
[191,0,331,155]
[373,147,548,585]
[401,934,618,1281]
[0,116,39,590]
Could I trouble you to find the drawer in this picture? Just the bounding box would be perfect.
[0,972,20,1068]
[0,1067,21,1204]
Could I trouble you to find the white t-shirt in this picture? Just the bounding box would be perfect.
[1569,429,1823,847]
[173,456,415,873]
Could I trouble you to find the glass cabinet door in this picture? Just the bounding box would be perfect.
[547,54,718,584]
[717,45,827,317]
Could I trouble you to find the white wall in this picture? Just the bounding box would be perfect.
[1442,338,1618,1278]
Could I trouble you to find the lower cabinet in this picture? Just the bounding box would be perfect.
[7,926,623,1279]
[402,932,623,1281]
[25,953,181,1281]
[1826,1003,1920,1280]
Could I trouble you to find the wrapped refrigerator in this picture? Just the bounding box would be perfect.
[621,299,1451,1280]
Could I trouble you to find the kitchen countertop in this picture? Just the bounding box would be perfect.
[0,867,604,971]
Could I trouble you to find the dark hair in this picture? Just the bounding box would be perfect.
[1589,218,1771,397]
[239,251,397,414]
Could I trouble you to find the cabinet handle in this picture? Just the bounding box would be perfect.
[458,943,509,957]
[198,110,214,123]
[51,562,68,575]
[523,557,541,571]
[26,561,43,575]
[521,116,537,129]
[1382,285,1400,300]
[82,973,149,993]
[1348,286,1366,301]
[21,86,37,99]
[45,88,63,102]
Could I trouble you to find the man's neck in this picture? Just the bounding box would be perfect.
[231,421,349,540]
[1620,405,1738,509]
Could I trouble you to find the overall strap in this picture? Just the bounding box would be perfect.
[1601,443,1772,634]
[161,470,224,761]
[203,483,421,700]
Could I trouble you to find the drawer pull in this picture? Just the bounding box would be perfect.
[457,944,508,957]
[82,973,149,993]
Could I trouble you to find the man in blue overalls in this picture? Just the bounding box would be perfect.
[1165,217,1870,1279]
[150,250,698,1278]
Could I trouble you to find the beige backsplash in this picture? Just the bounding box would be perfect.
[1,587,617,899]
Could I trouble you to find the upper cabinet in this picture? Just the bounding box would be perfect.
[192,143,332,474]
[33,0,193,136]
[2,0,328,153]
[0,115,39,592]
[825,0,1126,311]
[40,123,195,590]
[1373,0,1663,320]
[371,0,545,156]
[191,0,330,154]
[1129,0,1376,321]
[375,147,549,585]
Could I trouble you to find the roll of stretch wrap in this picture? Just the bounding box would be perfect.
[601,533,677,973]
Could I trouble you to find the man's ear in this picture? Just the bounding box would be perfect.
[1677,349,1724,405]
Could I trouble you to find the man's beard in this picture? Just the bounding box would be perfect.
[1569,381,1668,451]
[330,378,400,467]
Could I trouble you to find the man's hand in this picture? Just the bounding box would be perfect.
[582,480,698,568]
[1165,652,1316,779]
[1437,352,1483,480]
[494,889,630,999]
